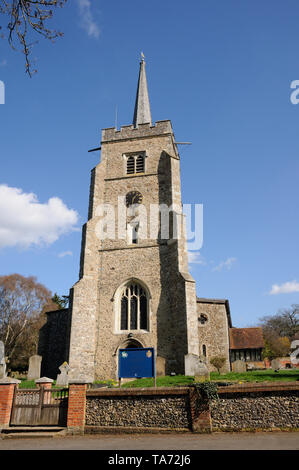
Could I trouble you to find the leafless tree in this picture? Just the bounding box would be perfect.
[0,0,67,76]
[0,274,57,369]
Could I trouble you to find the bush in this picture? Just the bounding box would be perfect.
[210,356,226,374]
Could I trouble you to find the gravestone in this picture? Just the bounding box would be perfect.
[56,362,71,386]
[27,355,42,381]
[0,341,6,378]
[232,359,246,373]
[185,354,210,381]
[271,358,281,370]
[156,356,166,377]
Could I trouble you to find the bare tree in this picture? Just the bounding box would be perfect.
[259,305,299,359]
[260,305,299,340]
[0,274,56,369]
[0,0,67,76]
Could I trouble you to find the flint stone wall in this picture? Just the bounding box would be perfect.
[211,384,299,431]
[85,388,191,430]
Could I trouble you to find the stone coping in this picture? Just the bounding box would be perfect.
[0,378,21,384]
[35,377,54,383]
[218,381,299,394]
[86,386,190,397]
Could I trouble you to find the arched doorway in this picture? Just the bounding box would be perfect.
[115,337,145,379]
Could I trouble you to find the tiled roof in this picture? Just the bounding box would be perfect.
[229,327,265,350]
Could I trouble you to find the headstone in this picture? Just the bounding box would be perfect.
[0,341,6,378]
[271,358,281,370]
[56,362,71,386]
[27,355,42,380]
[185,354,210,381]
[232,359,247,373]
[156,356,166,377]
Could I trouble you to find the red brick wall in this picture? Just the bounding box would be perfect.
[67,382,88,432]
[0,384,16,427]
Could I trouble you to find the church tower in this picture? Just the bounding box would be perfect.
[67,57,200,381]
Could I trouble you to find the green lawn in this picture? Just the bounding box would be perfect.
[15,369,299,389]
[18,379,59,389]
[210,369,299,383]
[121,370,299,388]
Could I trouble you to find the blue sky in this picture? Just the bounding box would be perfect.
[0,0,298,327]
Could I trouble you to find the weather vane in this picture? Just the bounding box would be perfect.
[141,51,145,61]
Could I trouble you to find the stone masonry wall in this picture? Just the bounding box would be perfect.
[197,300,231,373]
[211,384,299,431]
[68,120,200,381]
[85,388,192,430]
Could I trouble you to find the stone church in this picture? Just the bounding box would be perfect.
[39,58,233,381]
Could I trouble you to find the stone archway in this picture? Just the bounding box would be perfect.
[114,337,145,379]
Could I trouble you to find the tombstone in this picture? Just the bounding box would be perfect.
[232,359,247,373]
[27,355,42,381]
[271,358,281,371]
[56,362,71,386]
[185,354,210,381]
[156,356,166,377]
[0,341,6,379]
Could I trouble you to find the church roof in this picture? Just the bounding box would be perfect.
[133,56,152,127]
[229,327,265,350]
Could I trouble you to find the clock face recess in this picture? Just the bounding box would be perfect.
[126,191,143,207]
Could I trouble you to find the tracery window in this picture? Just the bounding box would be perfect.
[119,282,149,331]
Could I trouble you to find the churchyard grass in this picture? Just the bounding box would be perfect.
[121,370,299,388]
[210,369,299,383]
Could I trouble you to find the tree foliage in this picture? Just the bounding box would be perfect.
[0,0,67,76]
[0,273,57,370]
[209,356,226,374]
[52,292,69,309]
[260,305,299,359]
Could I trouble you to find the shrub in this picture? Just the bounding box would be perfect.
[210,356,226,374]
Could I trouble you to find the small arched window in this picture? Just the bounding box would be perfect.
[119,282,149,331]
[202,344,207,357]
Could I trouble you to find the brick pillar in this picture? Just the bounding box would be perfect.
[35,377,53,405]
[35,377,53,390]
[67,380,89,434]
[189,387,212,433]
[0,379,21,429]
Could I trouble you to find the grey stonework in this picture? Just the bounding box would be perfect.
[85,395,191,429]
[27,355,42,381]
[38,65,232,382]
[211,391,299,430]
[38,308,71,379]
[67,119,203,382]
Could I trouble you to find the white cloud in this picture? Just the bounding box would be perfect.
[188,251,206,265]
[58,251,73,258]
[212,257,237,272]
[269,280,299,295]
[0,185,79,249]
[77,0,100,39]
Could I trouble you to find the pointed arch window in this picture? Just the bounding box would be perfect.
[126,153,145,175]
[119,282,149,331]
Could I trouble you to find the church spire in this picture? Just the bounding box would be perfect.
[133,53,152,127]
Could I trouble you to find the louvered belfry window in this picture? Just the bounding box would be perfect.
[126,153,145,174]
[120,282,148,331]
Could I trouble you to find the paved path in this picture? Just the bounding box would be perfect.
[0,432,298,450]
